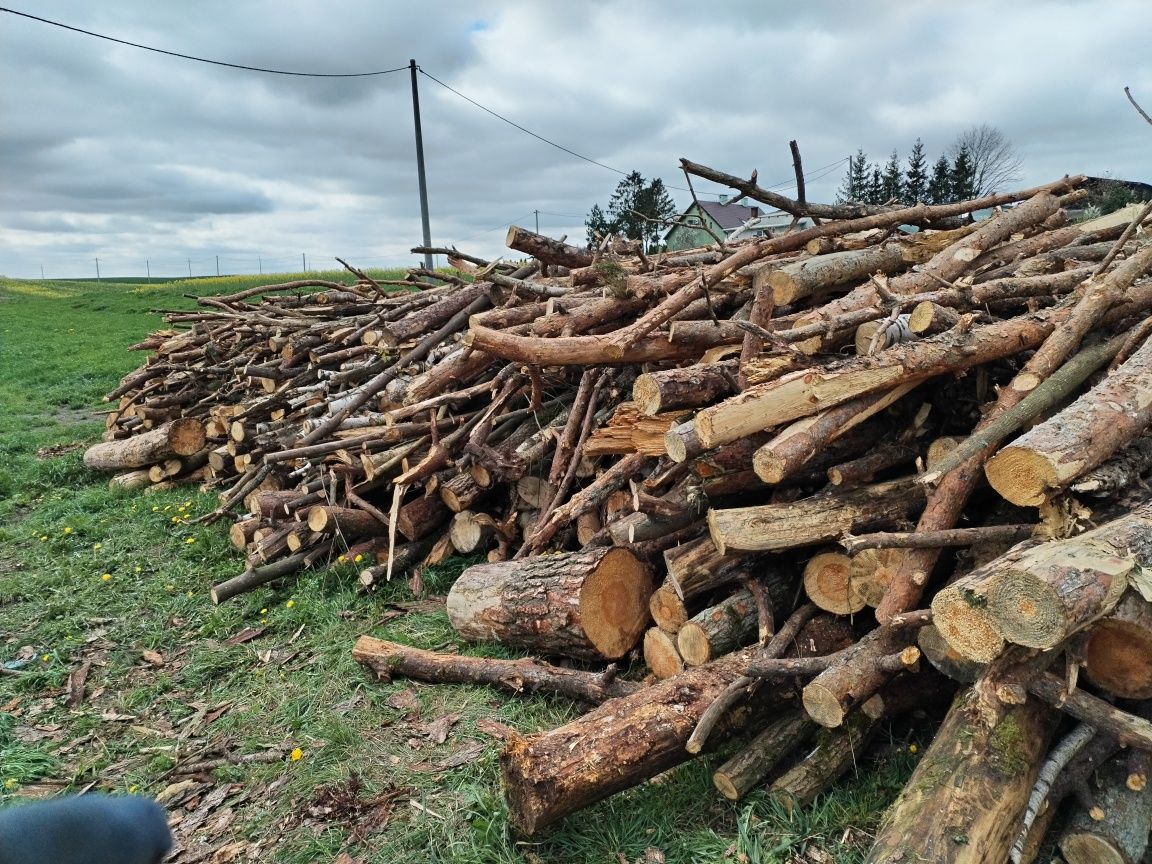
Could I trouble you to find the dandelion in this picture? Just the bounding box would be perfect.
[909,744,918,754]
[39,535,48,542]
[259,608,267,615]
[128,785,138,794]
[152,506,159,512]
[186,591,194,598]
[164,584,175,591]
[135,565,142,573]
[3,779,16,790]
[185,537,196,544]
[290,748,303,762]
[102,573,112,582]
[354,554,363,563]
[337,555,346,563]
[41,655,49,663]
[62,526,72,534]
[260,618,267,625]
[286,600,295,609]
[93,542,102,551]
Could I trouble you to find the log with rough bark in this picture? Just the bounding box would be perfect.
[865,682,1057,864]
[932,503,1152,657]
[500,646,789,835]
[505,225,595,269]
[708,477,925,554]
[712,708,815,801]
[84,418,205,470]
[632,361,738,416]
[446,546,654,661]
[986,330,1152,505]
[676,588,759,666]
[769,708,881,812]
[1059,751,1152,864]
[352,635,640,703]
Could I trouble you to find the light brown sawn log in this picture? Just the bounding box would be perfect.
[632,361,738,416]
[643,627,684,679]
[505,225,594,269]
[500,646,786,835]
[753,242,910,305]
[865,685,1056,864]
[986,329,1152,505]
[708,478,925,555]
[84,418,205,471]
[446,546,653,661]
[801,625,919,728]
[933,504,1152,657]
[677,588,759,666]
[1082,590,1152,699]
[352,635,639,703]
[694,311,1064,450]
[467,323,720,366]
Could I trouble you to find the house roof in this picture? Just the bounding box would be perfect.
[696,200,761,231]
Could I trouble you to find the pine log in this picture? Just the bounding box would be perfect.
[500,646,788,835]
[712,708,815,801]
[652,538,781,632]
[751,384,918,484]
[448,510,494,554]
[1073,433,1152,496]
[753,242,910,306]
[692,306,1088,451]
[1059,752,1152,864]
[395,493,451,541]
[827,443,917,487]
[306,505,383,540]
[107,469,153,491]
[643,627,684,679]
[801,625,920,728]
[986,330,1152,505]
[932,505,1152,656]
[83,419,206,471]
[440,473,486,512]
[708,478,925,555]
[582,403,687,457]
[505,225,595,269]
[677,588,759,666]
[446,546,653,661]
[769,708,881,812]
[352,635,639,703]
[1083,590,1152,699]
[467,323,723,366]
[865,686,1057,864]
[632,361,738,416]
[378,282,489,347]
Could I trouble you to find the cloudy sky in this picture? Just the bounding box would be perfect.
[2,1,1150,279]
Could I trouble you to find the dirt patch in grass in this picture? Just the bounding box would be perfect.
[34,443,86,459]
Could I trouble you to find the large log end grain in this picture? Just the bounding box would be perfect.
[930,584,1007,664]
[1083,591,1152,699]
[447,546,654,661]
[83,418,206,471]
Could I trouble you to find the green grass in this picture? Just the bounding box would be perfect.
[0,273,919,862]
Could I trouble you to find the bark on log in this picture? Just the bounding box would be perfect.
[865,686,1057,864]
[632,361,738,416]
[801,625,919,728]
[500,646,787,835]
[769,708,880,812]
[447,546,653,661]
[84,419,205,470]
[933,505,1152,656]
[712,708,815,801]
[677,588,759,666]
[505,225,595,269]
[708,478,925,554]
[986,330,1152,505]
[352,635,640,703]
[1059,752,1152,864]
[753,242,911,306]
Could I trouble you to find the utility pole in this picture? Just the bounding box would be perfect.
[302,253,307,273]
[40,265,44,280]
[146,259,150,283]
[258,256,262,275]
[535,210,540,233]
[410,59,433,272]
[188,259,192,278]
[216,255,220,277]
[95,257,101,282]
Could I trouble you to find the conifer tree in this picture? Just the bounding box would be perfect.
[880,150,903,204]
[949,143,976,202]
[903,138,928,204]
[927,155,952,204]
[836,149,870,202]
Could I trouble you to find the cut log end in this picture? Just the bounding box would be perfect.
[802,552,867,615]
[984,446,1062,506]
[581,548,655,659]
[1059,833,1128,864]
[930,587,1006,664]
[643,628,684,679]
[801,683,847,729]
[632,374,662,417]
[1084,620,1152,699]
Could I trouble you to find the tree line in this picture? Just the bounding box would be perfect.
[837,124,1022,206]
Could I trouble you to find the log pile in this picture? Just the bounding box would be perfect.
[85,155,1152,861]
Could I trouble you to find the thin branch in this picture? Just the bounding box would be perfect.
[1126,85,1152,127]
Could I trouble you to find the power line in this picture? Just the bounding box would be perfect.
[0,7,408,77]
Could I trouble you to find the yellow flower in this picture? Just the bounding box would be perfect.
[152,506,159,512]
[63,526,72,534]
[185,537,196,544]
[260,618,267,625]
[290,748,303,762]
[128,785,138,793]
[164,584,175,591]
[285,600,295,609]
[354,554,363,563]
[39,535,48,542]
[41,655,49,662]
[186,591,194,598]
[171,517,180,524]
[259,608,267,614]
[3,779,16,790]
[135,565,143,573]
[93,543,102,550]
[909,744,918,754]
[337,555,346,563]
[102,573,112,582]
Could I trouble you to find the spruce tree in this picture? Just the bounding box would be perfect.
[880,150,903,204]
[903,138,928,204]
[927,155,952,204]
[866,165,884,204]
[836,149,870,202]
[949,144,976,202]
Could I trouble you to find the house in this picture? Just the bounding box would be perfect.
[662,197,814,251]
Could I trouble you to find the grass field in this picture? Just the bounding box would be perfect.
[0,272,922,863]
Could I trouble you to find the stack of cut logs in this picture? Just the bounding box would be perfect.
[85,153,1152,863]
